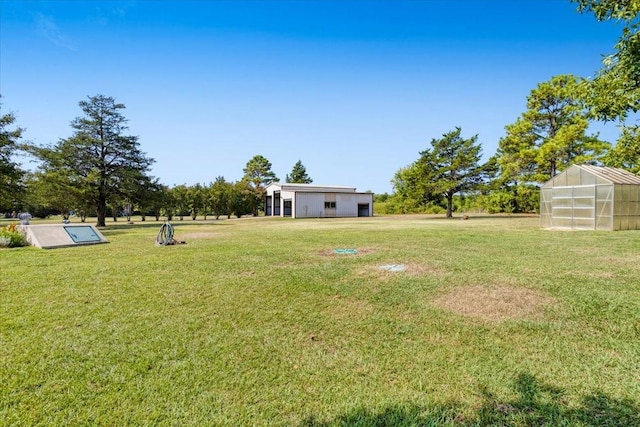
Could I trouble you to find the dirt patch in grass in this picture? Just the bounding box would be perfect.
[431,285,555,322]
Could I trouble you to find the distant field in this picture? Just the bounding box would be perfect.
[2,215,639,426]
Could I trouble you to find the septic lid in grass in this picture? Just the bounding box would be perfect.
[334,249,358,254]
[379,264,407,272]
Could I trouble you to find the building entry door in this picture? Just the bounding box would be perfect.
[358,203,370,217]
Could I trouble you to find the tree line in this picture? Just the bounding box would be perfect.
[0,94,313,225]
[1,0,638,223]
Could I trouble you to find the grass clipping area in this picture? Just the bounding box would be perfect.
[1,215,640,426]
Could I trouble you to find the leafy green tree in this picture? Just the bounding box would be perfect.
[243,154,278,187]
[374,193,390,203]
[243,155,278,216]
[394,127,489,218]
[0,104,26,212]
[122,175,162,221]
[230,180,254,218]
[171,184,190,220]
[602,124,640,174]
[138,182,167,221]
[25,171,85,220]
[110,171,154,222]
[497,75,610,184]
[27,95,154,226]
[477,185,539,214]
[574,0,639,20]
[201,183,211,220]
[161,186,176,221]
[209,176,231,220]
[20,173,61,219]
[573,0,639,120]
[390,164,443,213]
[285,160,313,183]
[187,183,204,220]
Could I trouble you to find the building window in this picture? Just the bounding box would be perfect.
[324,202,336,209]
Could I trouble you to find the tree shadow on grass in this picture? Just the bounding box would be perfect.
[301,373,639,426]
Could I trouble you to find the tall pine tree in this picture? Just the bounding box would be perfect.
[497,75,609,185]
[394,127,489,218]
[285,160,313,183]
[29,95,154,226]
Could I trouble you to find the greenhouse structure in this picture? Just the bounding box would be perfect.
[540,164,640,230]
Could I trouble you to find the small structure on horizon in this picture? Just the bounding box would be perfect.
[265,183,373,218]
[540,164,640,231]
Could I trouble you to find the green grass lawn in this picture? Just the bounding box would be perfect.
[1,215,639,426]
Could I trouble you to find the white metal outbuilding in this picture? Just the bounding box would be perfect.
[264,183,374,218]
[540,164,640,230]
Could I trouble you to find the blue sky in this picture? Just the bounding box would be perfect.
[0,0,623,194]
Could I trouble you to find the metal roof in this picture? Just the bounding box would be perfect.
[575,165,640,185]
[266,182,359,193]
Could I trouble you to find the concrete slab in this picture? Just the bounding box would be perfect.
[20,224,108,249]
